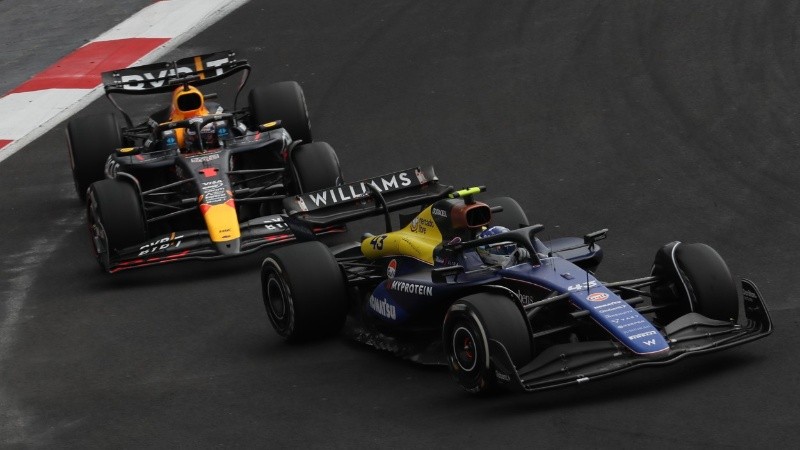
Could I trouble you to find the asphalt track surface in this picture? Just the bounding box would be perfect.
[2,1,800,447]
[0,1,154,96]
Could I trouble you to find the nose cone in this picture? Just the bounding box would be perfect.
[214,238,241,255]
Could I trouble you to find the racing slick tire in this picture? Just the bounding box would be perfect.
[487,197,529,229]
[443,293,531,394]
[67,113,123,201]
[261,241,349,341]
[86,179,147,271]
[248,81,312,144]
[291,141,343,193]
[651,242,739,324]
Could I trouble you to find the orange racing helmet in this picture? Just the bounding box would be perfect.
[170,85,209,121]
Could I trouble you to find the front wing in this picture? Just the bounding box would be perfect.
[489,279,773,392]
[106,214,341,273]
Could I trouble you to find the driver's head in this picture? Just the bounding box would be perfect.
[184,122,219,151]
[200,122,219,149]
[170,85,207,120]
[476,226,517,266]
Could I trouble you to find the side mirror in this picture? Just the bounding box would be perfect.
[258,120,283,131]
[115,146,142,156]
[584,228,608,250]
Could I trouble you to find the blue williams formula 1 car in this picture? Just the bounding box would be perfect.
[260,168,773,393]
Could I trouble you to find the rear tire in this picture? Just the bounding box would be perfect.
[652,242,739,323]
[291,141,342,193]
[67,113,123,200]
[86,179,147,271]
[248,81,312,144]
[261,241,349,341]
[443,293,531,394]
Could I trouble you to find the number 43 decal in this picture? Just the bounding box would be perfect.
[370,235,387,250]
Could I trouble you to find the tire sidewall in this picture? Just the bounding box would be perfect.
[67,114,122,200]
[291,141,342,193]
[443,305,494,393]
[260,241,348,341]
[85,179,147,271]
[261,257,296,338]
[248,81,312,144]
[675,243,739,322]
[86,187,111,271]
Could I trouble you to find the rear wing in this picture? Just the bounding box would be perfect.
[283,166,452,233]
[101,50,251,127]
[101,50,250,94]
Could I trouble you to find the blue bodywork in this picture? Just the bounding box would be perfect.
[363,247,668,356]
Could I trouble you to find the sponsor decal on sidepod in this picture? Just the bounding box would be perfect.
[369,295,397,320]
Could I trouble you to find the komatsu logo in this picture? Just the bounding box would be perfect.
[388,280,433,296]
[305,172,413,207]
[369,295,396,320]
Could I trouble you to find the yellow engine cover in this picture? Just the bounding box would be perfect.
[360,207,442,264]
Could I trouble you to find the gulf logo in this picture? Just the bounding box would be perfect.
[587,292,609,302]
[387,259,397,278]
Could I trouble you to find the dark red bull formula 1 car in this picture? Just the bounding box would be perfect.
[260,167,772,393]
[65,51,342,272]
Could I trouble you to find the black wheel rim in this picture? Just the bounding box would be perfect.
[86,191,110,267]
[266,275,287,320]
[452,326,478,372]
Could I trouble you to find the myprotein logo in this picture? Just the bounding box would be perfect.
[304,172,413,207]
[120,58,229,90]
[388,280,433,296]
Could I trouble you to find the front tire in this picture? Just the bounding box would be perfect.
[67,113,123,200]
[261,241,349,341]
[86,179,147,271]
[652,242,739,323]
[443,293,531,394]
[248,81,312,144]
[291,141,343,193]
